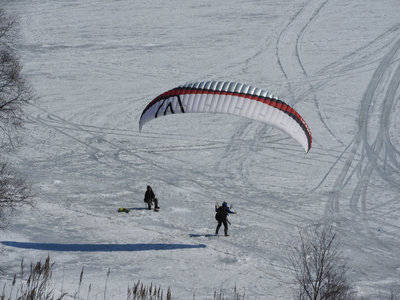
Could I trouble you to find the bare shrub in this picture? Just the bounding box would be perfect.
[289,224,356,300]
[0,162,31,229]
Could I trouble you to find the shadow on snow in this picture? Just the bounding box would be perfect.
[189,234,216,238]
[1,241,206,252]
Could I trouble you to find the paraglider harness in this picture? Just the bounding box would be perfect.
[144,197,158,203]
[215,204,232,225]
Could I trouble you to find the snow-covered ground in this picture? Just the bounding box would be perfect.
[1,0,400,298]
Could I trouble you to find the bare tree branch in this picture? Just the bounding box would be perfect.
[289,224,356,300]
[0,9,34,149]
[0,8,33,230]
[0,162,32,229]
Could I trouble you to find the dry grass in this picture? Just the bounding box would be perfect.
[0,255,66,300]
[127,280,171,300]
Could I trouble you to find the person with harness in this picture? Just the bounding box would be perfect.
[144,185,159,211]
[215,202,236,236]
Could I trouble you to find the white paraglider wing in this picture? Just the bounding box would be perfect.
[139,81,312,153]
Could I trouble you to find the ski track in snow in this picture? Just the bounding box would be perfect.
[276,0,341,146]
[319,33,400,288]
[326,37,400,215]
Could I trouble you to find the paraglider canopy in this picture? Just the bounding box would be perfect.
[139,81,312,153]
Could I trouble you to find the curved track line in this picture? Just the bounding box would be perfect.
[325,38,400,216]
[276,0,344,147]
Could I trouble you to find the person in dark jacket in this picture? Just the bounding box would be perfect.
[215,202,236,236]
[144,185,159,211]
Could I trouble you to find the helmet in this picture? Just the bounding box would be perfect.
[222,202,228,207]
